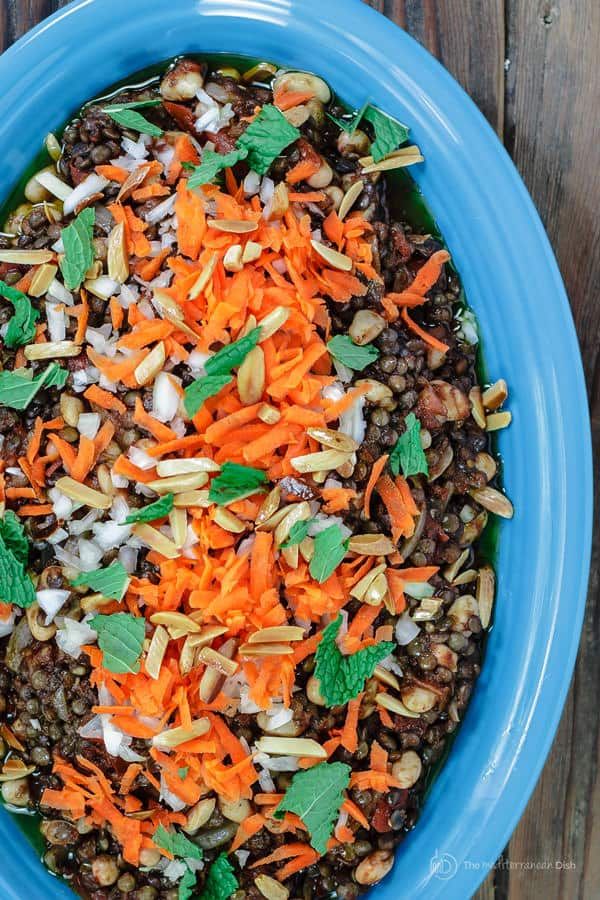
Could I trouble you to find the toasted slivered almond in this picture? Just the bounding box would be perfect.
[299,536,314,562]
[107,222,129,283]
[363,572,390,606]
[134,341,166,386]
[146,472,208,494]
[239,643,294,656]
[376,693,420,718]
[153,290,200,338]
[258,306,290,340]
[469,386,487,429]
[29,263,58,297]
[179,636,199,675]
[189,252,219,299]
[306,426,359,453]
[264,182,289,221]
[249,626,305,643]
[360,145,424,169]
[349,563,387,601]
[173,490,211,508]
[291,449,351,474]
[237,345,265,405]
[281,543,299,569]
[156,457,219,477]
[223,244,244,272]
[116,165,152,202]
[126,809,156,821]
[131,523,180,558]
[213,507,246,533]
[242,241,263,264]
[258,403,281,424]
[34,169,72,201]
[470,486,514,519]
[255,486,281,526]
[145,625,169,680]
[348,534,396,555]
[152,718,210,749]
[198,646,238,676]
[374,665,400,690]
[362,149,424,174]
[150,611,202,633]
[453,568,478,585]
[55,476,111,510]
[239,314,258,338]
[486,411,512,431]
[477,564,495,629]
[184,797,217,833]
[255,737,327,758]
[255,874,290,900]
[169,508,187,549]
[190,625,229,647]
[482,379,508,410]
[310,239,352,272]
[207,219,258,234]
[443,548,470,584]
[0,761,36,782]
[24,341,80,360]
[338,179,364,221]
[0,248,54,265]
[274,501,312,547]
[198,638,236,702]
[80,592,113,613]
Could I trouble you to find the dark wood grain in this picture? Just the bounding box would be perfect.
[1,1,598,898]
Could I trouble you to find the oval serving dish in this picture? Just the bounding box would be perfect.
[0,1,592,899]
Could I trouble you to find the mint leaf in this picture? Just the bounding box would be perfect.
[178,766,189,780]
[183,374,232,417]
[178,868,197,900]
[0,532,35,608]
[205,328,261,377]
[103,99,162,111]
[280,517,315,549]
[389,413,429,478]
[309,525,348,583]
[236,104,300,175]
[0,362,68,410]
[89,613,145,674]
[60,207,96,291]
[327,99,370,135]
[71,560,130,601]
[187,148,248,189]
[124,493,174,524]
[104,107,163,137]
[0,511,29,566]
[153,824,203,861]
[327,335,379,371]
[363,106,410,163]
[274,761,351,855]
[314,614,394,707]
[0,281,40,349]
[199,853,238,900]
[208,461,267,506]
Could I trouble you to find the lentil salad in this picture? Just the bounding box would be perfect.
[0,56,513,899]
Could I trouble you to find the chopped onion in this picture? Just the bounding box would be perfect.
[119,546,138,574]
[77,538,103,570]
[332,358,353,384]
[70,509,100,536]
[234,850,250,869]
[47,527,68,545]
[395,614,421,646]
[110,493,131,524]
[267,706,294,730]
[243,170,261,196]
[49,487,74,521]
[163,861,188,883]
[47,279,73,305]
[46,301,67,342]
[85,275,119,300]
[63,174,108,216]
[339,393,366,445]
[36,588,70,625]
[322,382,345,404]
[121,136,149,159]
[159,774,187,812]
[77,412,101,439]
[260,177,275,206]
[93,520,130,551]
[144,194,176,225]
[55,614,97,658]
[129,445,157,470]
[153,371,181,423]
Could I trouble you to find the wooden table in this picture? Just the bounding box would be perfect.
[2,1,598,897]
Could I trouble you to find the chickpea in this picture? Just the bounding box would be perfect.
[354,850,394,885]
[307,158,333,189]
[138,847,161,868]
[272,71,331,103]
[1,777,30,807]
[218,796,252,823]
[400,685,438,713]
[324,186,344,211]
[306,676,326,706]
[160,60,205,101]
[337,128,370,156]
[391,751,423,789]
[91,855,120,887]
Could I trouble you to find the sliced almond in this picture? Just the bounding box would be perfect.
[184,797,217,833]
[0,248,54,265]
[239,314,258,338]
[153,289,201,339]
[145,625,169,679]
[248,626,305,643]
[255,486,281,526]
[242,241,263,264]
[476,564,496,629]
[443,548,470,584]
[131,523,180,558]
[470,486,514,519]
[55,476,111,510]
[0,761,36,782]
[401,685,438,713]
[255,874,290,900]
[239,642,294,656]
[29,263,58,297]
[338,179,364,221]
[24,341,80,360]
[117,165,152,202]
[198,666,222,703]
[306,426,358,453]
[274,501,312,547]
[453,568,478,586]
[310,239,352,272]
[363,571,389,606]
[373,665,400,691]
[299,536,314,562]
[152,718,210,749]
[237,345,265,405]
[146,472,208,494]
[223,244,244,273]
[169,508,187,549]
[349,563,387,601]
[207,219,258,234]
[107,222,129,284]
[134,342,166,386]
[157,457,219,477]
[33,170,72,201]
[189,251,219,299]
[190,625,229,646]
[375,693,420,718]
[257,403,281,424]
[258,306,290,340]
[290,449,351,474]
[80,592,114,613]
[173,490,212,508]
[486,411,512,431]
[264,182,289,221]
[255,737,327,758]
[348,534,396,555]
[361,146,424,174]
[469,387,487,429]
[482,379,508,411]
[150,611,202,633]
[213,507,246,533]
[198,646,238,677]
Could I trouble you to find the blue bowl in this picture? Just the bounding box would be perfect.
[0,1,592,898]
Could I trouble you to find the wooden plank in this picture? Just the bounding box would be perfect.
[5,0,53,43]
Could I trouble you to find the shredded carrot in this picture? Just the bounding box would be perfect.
[84,385,127,414]
[273,88,315,111]
[340,693,363,753]
[17,503,53,516]
[364,454,389,518]
[376,474,416,542]
[401,307,450,352]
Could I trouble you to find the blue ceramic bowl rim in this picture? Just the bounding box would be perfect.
[0,1,592,898]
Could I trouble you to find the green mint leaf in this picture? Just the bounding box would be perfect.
[0,362,68,410]
[71,560,130,601]
[183,374,232,417]
[327,335,379,371]
[0,280,40,349]
[187,148,248,189]
[236,104,300,175]
[0,532,36,608]
[389,413,429,478]
[103,99,162,111]
[178,766,189,780]
[363,105,410,163]
[204,328,261,377]
[208,461,268,506]
[104,107,163,137]
[314,614,395,707]
[60,207,96,291]
[153,824,203,861]
[178,867,197,900]
[199,853,239,900]
[327,99,370,135]
[274,761,351,855]
[0,510,29,566]
[280,517,315,549]
[89,612,145,674]
[124,493,174,525]
[309,525,348,583]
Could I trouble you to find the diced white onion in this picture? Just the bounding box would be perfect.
[395,614,421,645]
[47,279,73,305]
[46,301,67,342]
[36,588,70,625]
[0,609,18,639]
[159,774,187,812]
[128,445,157,471]
[153,371,180,423]
[243,170,261,196]
[77,412,101,439]
[121,137,149,159]
[55,614,97,657]
[144,194,176,225]
[77,538,103,569]
[70,510,100,536]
